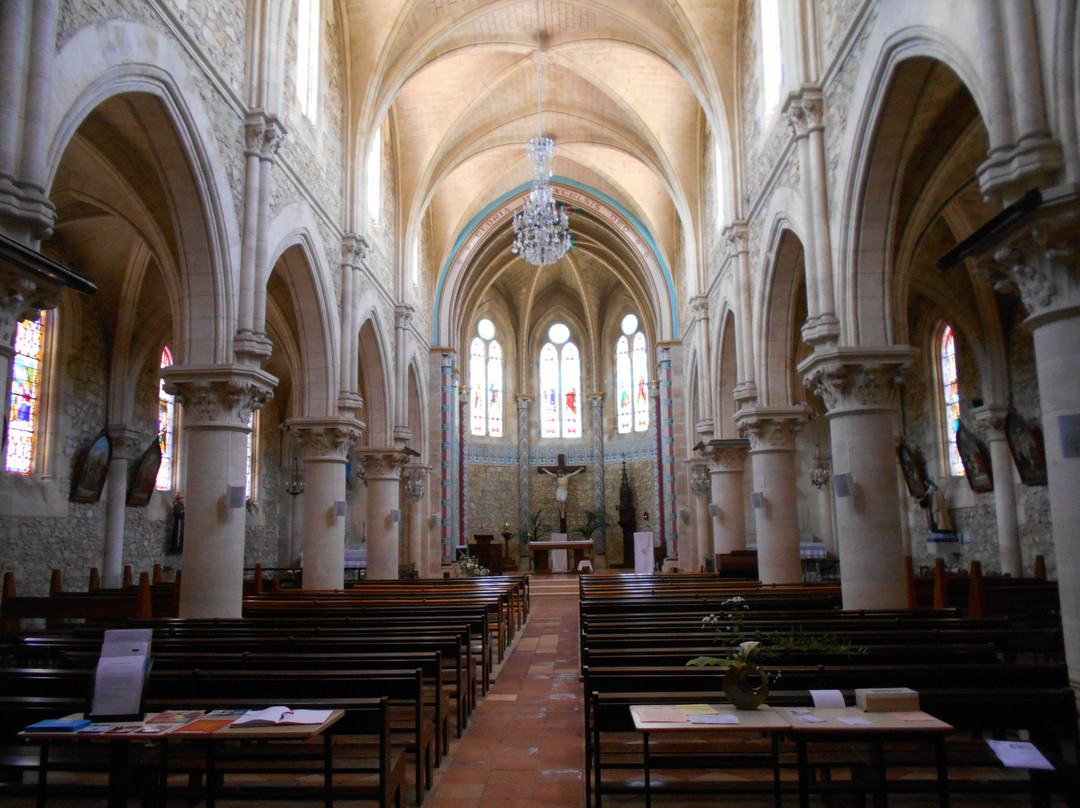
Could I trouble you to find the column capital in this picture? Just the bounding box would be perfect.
[342,233,370,268]
[689,295,709,322]
[975,201,1080,327]
[287,417,364,462]
[722,221,750,254]
[244,110,286,160]
[355,447,408,481]
[704,438,751,470]
[785,87,823,139]
[972,403,1011,435]
[104,425,146,461]
[336,391,365,417]
[798,346,914,414]
[687,459,711,498]
[395,304,415,330]
[734,407,809,452]
[163,364,277,430]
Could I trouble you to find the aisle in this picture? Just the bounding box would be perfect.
[426,584,583,808]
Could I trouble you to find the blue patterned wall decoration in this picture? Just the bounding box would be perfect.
[464,439,653,466]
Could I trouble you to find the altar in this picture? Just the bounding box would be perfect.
[531,537,595,574]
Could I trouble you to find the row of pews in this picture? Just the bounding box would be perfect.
[579,571,1077,807]
[0,571,530,807]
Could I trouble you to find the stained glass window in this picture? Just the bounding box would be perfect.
[155,347,175,490]
[5,314,43,474]
[632,332,649,432]
[940,325,964,476]
[367,126,382,223]
[296,0,319,121]
[470,337,486,435]
[540,343,559,438]
[540,323,580,439]
[245,413,255,498]
[616,316,649,433]
[469,321,503,437]
[616,336,632,433]
[487,341,503,437]
[760,0,783,113]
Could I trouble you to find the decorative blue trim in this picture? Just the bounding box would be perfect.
[435,179,678,340]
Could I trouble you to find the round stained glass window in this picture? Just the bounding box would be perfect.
[621,314,639,335]
[477,319,495,340]
[548,323,570,344]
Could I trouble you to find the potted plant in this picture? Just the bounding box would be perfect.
[576,509,608,542]
[517,509,550,557]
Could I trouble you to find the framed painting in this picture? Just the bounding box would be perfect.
[126,436,162,507]
[956,421,994,492]
[1005,409,1048,486]
[70,432,112,503]
[896,440,929,499]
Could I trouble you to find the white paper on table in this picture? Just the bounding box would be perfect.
[987,740,1055,770]
[810,689,845,709]
[796,714,826,723]
[838,716,872,726]
[89,654,147,717]
[690,714,739,725]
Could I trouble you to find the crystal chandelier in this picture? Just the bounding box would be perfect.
[511,0,571,266]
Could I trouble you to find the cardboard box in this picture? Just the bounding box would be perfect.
[855,687,919,712]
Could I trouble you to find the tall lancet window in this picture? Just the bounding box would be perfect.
[5,314,44,474]
[470,319,503,437]
[760,0,784,114]
[616,314,650,434]
[367,125,382,224]
[539,322,581,439]
[155,347,176,490]
[938,324,964,476]
[296,0,320,121]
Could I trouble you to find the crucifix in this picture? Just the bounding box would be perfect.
[538,452,587,533]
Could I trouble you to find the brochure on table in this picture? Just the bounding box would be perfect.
[88,628,153,722]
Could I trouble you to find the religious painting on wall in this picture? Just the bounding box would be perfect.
[956,421,993,492]
[126,436,163,506]
[70,432,112,503]
[1005,409,1048,485]
[896,439,929,499]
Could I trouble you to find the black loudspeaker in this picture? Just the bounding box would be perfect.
[833,473,854,498]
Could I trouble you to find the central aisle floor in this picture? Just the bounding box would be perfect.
[426,586,584,808]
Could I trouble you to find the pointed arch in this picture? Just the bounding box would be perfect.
[355,298,393,446]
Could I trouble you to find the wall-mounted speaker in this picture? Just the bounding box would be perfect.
[833,473,854,498]
[750,492,765,509]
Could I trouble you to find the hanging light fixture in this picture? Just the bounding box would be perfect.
[511,0,571,266]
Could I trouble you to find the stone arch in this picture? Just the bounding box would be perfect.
[715,307,739,438]
[46,21,239,365]
[754,221,808,408]
[837,36,993,346]
[264,203,341,418]
[356,299,393,446]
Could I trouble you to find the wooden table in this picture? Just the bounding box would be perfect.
[20,710,344,808]
[531,540,594,573]
[780,706,952,808]
[630,703,789,808]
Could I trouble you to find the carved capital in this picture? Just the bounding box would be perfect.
[798,346,913,414]
[261,116,286,160]
[972,200,1080,325]
[395,304,415,330]
[689,461,711,497]
[342,234,370,267]
[289,417,364,462]
[244,116,265,157]
[690,295,709,322]
[104,425,146,461]
[355,447,407,480]
[734,407,808,452]
[972,403,1010,438]
[787,94,823,139]
[704,438,750,470]
[163,365,277,430]
[722,222,749,255]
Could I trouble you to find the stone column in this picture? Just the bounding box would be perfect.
[235,113,285,363]
[404,465,428,576]
[788,90,840,345]
[706,439,750,557]
[360,449,406,580]
[723,224,758,405]
[439,352,455,564]
[589,392,606,558]
[974,404,1023,576]
[517,396,531,568]
[289,419,362,590]
[163,366,276,617]
[394,305,415,440]
[288,489,304,566]
[101,426,141,588]
[657,346,678,558]
[801,347,913,609]
[734,409,807,583]
[688,459,711,573]
[977,204,1080,690]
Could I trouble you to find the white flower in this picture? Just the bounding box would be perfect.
[738,641,760,656]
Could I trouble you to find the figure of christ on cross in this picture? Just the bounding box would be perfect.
[538,452,587,533]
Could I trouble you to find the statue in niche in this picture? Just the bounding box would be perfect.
[169,492,185,553]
